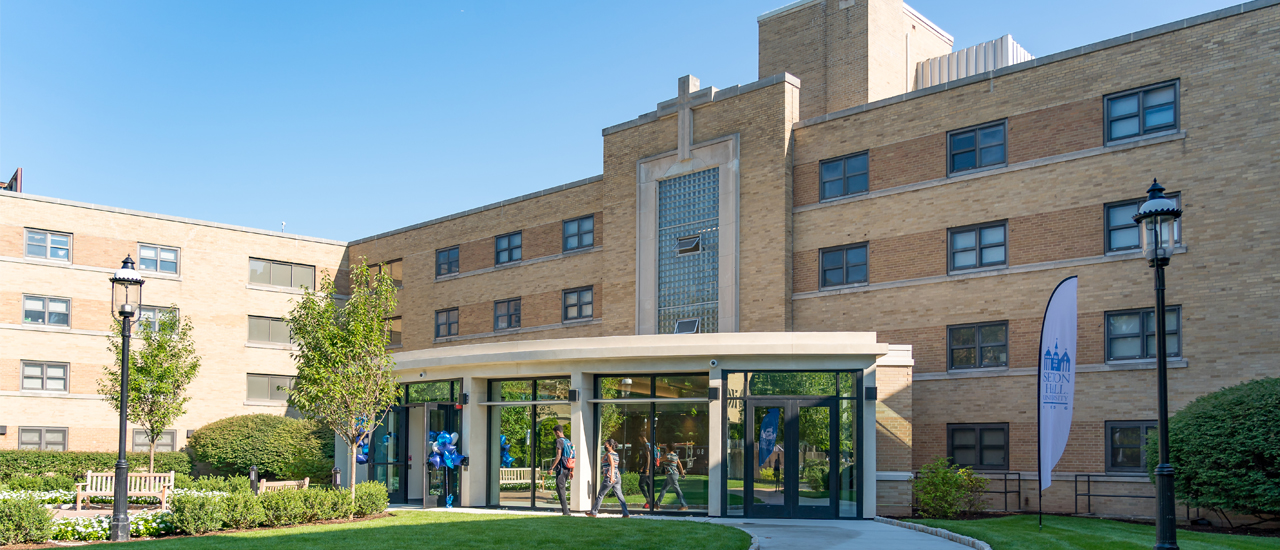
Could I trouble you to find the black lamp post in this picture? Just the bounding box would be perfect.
[109,256,144,542]
[1132,180,1182,550]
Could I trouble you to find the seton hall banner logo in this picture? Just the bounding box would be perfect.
[1039,276,1078,492]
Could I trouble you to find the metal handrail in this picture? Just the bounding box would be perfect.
[979,471,1022,512]
[1074,474,1156,515]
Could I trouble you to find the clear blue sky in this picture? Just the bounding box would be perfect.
[1,0,1239,241]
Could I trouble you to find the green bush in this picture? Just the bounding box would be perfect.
[352,481,388,517]
[0,497,53,545]
[4,475,75,492]
[171,493,225,535]
[802,459,829,492]
[221,491,265,530]
[189,414,330,479]
[913,456,988,519]
[175,474,252,493]
[1147,377,1280,520]
[260,489,308,526]
[0,450,191,480]
[620,471,640,495]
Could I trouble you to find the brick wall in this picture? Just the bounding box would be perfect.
[869,133,946,191]
[1008,204,1103,265]
[1007,98,1104,164]
[867,230,946,283]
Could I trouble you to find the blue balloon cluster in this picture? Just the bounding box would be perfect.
[499,435,515,468]
[355,417,372,465]
[428,431,466,470]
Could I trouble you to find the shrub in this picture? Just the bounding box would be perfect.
[802,459,829,492]
[1147,377,1280,522]
[0,450,191,480]
[175,474,252,494]
[189,414,330,479]
[0,497,53,545]
[5,475,75,492]
[620,471,640,496]
[913,456,988,519]
[171,493,225,535]
[352,481,388,517]
[260,489,308,527]
[221,491,265,530]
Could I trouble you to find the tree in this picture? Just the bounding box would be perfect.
[100,308,201,473]
[285,261,400,507]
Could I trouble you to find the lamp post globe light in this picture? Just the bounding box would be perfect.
[109,256,144,542]
[1132,180,1182,550]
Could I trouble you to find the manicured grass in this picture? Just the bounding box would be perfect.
[907,514,1280,550]
[120,511,752,550]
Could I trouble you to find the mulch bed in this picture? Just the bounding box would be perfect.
[8,512,393,548]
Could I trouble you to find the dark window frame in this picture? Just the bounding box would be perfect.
[24,228,72,262]
[1105,306,1182,361]
[947,120,1008,175]
[132,429,177,453]
[22,294,71,327]
[1105,80,1179,143]
[947,321,1009,370]
[495,231,523,265]
[1105,194,1182,253]
[18,426,68,451]
[819,151,870,201]
[562,287,594,322]
[673,318,701,334]
[137,243,180,275]
[436,246,460,277]
[819,242,869,288]
[948,221,1008,272]
[493,298,522,331]
[676,234,702,255]
[435,308,459,339]
[1105,420,1157,473]
[563,215,595,252]
[947,423,1009,470]
[21,361,69,393]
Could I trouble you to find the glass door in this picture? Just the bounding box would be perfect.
[796,402,837,519]
[424,404,461,508]
[744,399,837,518]
[746,400,789,518]
[372,406,409,504]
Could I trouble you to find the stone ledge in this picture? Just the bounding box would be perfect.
[430,318,603,344]
[914,359,1189,381]
[875,516,993,550]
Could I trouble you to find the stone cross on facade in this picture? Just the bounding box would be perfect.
[676,75,699,161]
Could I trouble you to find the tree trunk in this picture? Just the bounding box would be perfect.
[149,440,157,473]
[350,440,359,517]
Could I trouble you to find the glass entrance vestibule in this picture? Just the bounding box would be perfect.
[486,378,571,509]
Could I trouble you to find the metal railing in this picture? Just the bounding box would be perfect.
[1074,474,1197,522]
[981,472,1022,512]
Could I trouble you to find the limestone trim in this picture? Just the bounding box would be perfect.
[794,131,1186,215]
[432,246,600,283]
[432,317,603,344]
[246,283,306,295]
[244,342,298,351]
[913,359,1189,381]
[0,255,184,283]
[0,391,106,400]
[244,400,288,407]
[0,323,110,337]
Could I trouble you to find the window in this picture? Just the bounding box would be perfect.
[820,243,868,288]
[949,222,1007,271]
[495,232,522,264]
[563,215,595,251]
[949,121,1007,174]
[139,306,178,332]
[494,298,521,331]
[948,424,1007,469]
[1105,420,1156,473]
[21,361,68,392]
[387,316,402,346]
[674,318,701,334]
[25,229,71,261]
[19,427,67,451]
[370,259,403,287]
[248,258,315,290]
[436,247,459,277]
[1106,82,1178,142]
[247,374,295,402]
[435,308,459,338]
[948,321,1008,370]
[820,152,869,200]
[248,316,291,344]
[23,295,70,327]
[676,235,701,254]
[1106,195,1182,253]
[132,429,176,453]
[138,245,179,274]
[1106,306,1181,361]
[562,287,593,321]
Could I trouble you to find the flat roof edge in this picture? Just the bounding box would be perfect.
[0,189,348,246]
[603,73,799,137]
[758,0,821,22]
[903,3,954,45]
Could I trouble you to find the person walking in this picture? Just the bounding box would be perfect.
[587,438,630,518]
[638,435,655,510]
[552,424,574,516]
[656,443,689,511]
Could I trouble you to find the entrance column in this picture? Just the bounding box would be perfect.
[862,367,877,518]
[708,366,723,516]
[570,371,593,511]
[460,376,486,507]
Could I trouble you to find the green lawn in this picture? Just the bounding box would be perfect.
[907,514,1280,550]
[119,511,751,550]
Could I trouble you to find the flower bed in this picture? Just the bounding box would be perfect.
[0,488,227,506]
[50,511,175,541]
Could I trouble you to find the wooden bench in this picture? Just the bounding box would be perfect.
[75,471,174,511]
[255,478,309,495]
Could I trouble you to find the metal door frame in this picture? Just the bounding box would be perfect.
[743,397,838,519]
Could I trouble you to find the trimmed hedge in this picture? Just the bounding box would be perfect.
[189,414,332,480]
[353,481,389,518]
[0,450,192,481]
[0,497,53,545]
[1147,377,1280,519]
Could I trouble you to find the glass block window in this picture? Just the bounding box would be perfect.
[23,295,70,327]
[19,427,67,451]
[138,245,179,274]
[563,287,593,321]
[820,243,868,288]
[948,423,1007,470]
[370,259,403,287]
[495,232,522,264]
[950,222,1007,271]
[248,316,291,344]
[435,308,459,338]
[494,298,521,331]
[436,247,459,277]
[247,374,295,402]
[132,429,176,453]
[249,259,315,290]
[25,229,71,261]
[948,321,1008,370]
[1105,420,1156,473]
[387,316,402,346]
[1106,195,1181,253]
[22,361,68,392]
[563,215,595,251]
[1106,306,1181,360]
[139,306,178,331]
[949,121,1007,174]
[657,168,719,334]
[820,152,869,200]
[1107,82,1178,142]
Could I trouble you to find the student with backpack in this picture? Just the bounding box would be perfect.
[656,443,689,511]
[552,424,575,516]
[586,438,630,518]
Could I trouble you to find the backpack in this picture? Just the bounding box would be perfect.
[560,437,576,470]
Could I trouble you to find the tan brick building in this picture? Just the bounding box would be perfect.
[6,0,1277,521]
